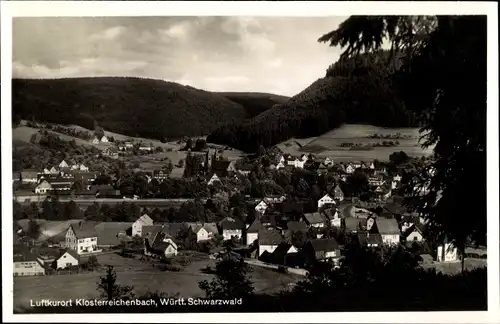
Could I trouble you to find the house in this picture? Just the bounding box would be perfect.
[375,218,400,245]
[91,137,100,144]
[56,249,80,269]
[324,157,334,166]
[358,232,383,248]
[269,243,300,266]
[71,164,80,170]
[294,158,306,169]
[49,166,59,174]
[79,164,89,172]
[300,154,309,162]
[303,212,327,228]
[143,228,178,258]
[35,180,53,194]
[132,214,154,237]
[333,185,344,201]
[254,200,268,214]
[185,222,218,242]
[369,162,375,169]
[125,141,134,148]
[322,208,341,227]
[345,164,355,174]
[403,224,425,242]
[276,162,285,169]
[207,173,222,186]
[95,222,133,247]
[65,222,99,254]
[258,228,283,256]
[318,194,335,210]
[219,217,244,241]
[13,251,45,276]
[393,174,402,182]
[101,136,109,143]
[305,238,341,262]
[246,219,263,245]
[59,160,69,169]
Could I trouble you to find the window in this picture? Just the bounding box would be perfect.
[80,246,83,250]
[91,238,96,242]
[413,236,418,241]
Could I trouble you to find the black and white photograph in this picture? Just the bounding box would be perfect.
[1,1,499,322]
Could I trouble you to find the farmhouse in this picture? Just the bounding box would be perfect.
[318,194,335,210]
[65,222,99,254]
[13,252,45,277]
[219,217,244,241]
[143,229,178,258]
[35,180,53,194]
[258,228,283,257]
[270,242,300,266]
[375,218,401,245]
[132,214,154,237]
[185,222,218,242]
[403,224,425,242]
[56,249,80,269]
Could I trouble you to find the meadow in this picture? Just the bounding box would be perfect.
[277,124,435,162]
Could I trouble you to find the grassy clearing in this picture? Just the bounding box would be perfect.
[422,258,487,276]
[14,252,301,309]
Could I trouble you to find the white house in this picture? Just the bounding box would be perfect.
[65,222,99,255]
[71,164,80,170]
[278,155,286,164]
[376,218,400,245]
[13,252,45,277]
[300,154,309,162]
[101,136,109,143]
[91,137,100,144]
[345,164,355,174]
[246,220,262,246]
[276,162,285,169]
[220,217,244,241]
[208,173,222,186]
[255,200,268,214]
[258,228,283,256]
[59,160,69,169]
[369,162,375,169]
[56,250,80,269]
[49,166,59,174]
[405,225,424,242]
[324,157,334,166]
[35,180,53,194]
[132,214,154,237]
[79,164,89,172]
[185,223,218,242]
[318,194,335,210]
[43,168,51,174]
[294,159,306,168]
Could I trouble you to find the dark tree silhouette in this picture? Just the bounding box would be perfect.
[198,258,254,299]
[97,265,135,300]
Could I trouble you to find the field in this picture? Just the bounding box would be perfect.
[277,124,435,162]
[13,252,301,311]
[422,258,487,276]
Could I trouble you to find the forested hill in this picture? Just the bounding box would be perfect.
[216,92,290,117]
[207,50,418,153]
[12,77,255,140]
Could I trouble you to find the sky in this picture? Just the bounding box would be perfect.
[12,16,347,96]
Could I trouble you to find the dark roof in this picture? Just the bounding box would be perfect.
[94,222,133,246]
[258,228,283,245]
[403,223,425,238]
[344,218,361,232]
[60,248,80,260]
[13,251,39,263]
[21,169,39,178]
[303,212,326,225]
[310,238,339,252]
[247,219,263,233]
[220,217,244,230]
[70,222,98,239]
[322,208,339,220]
[358,233,383,246]
[212,160,232,171]
[286,221,308,232]
[376,218,400,235]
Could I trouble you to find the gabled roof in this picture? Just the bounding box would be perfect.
[286,221,308,232]
[94,222,133,246]
[59,248,80,261]
[70,222,98,239]
[247,219,263,233]
[303,212,326,225]
[376,218,400,235]
[136,214,154,226]
[258,228,283,245]
[344,217,361,232]
[310,238,339,252]
[319,194,333,201]
[322,208,340,220]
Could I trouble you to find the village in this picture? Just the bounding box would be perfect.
[12,127,473,287]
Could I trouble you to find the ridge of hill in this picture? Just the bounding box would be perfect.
[12,77,252,140]
[207,50,418,153]
[216,92,290,117]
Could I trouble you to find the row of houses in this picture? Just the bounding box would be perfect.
[275,154,379,174]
